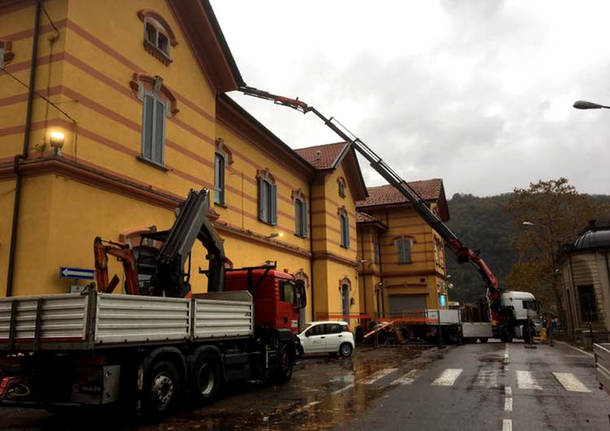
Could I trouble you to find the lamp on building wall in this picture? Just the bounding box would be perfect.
[49,131,65,155]
[573,100,610,110]
[266,232,283,239]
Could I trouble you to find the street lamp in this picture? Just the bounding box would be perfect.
[573,100,610,110]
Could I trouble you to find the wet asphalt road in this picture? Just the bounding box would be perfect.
[336,340,610,431]
[0,341,608,430]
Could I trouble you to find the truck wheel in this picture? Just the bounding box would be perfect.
[339,342,353,357]
[190,353,221,404]
[479,338,488,343]
[272,343,293,384]
[445,331,459,345]
[144,360,181,415]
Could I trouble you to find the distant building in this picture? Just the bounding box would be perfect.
[356,179,450,319]
[558,222,610,338]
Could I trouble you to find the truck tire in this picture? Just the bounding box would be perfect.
[444,330,459,345]
[190,353,221,404]
[339,342,353,358]
[479,338,488,343]
[143,359,181,415]
[272,343,293,384]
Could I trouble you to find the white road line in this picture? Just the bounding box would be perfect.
[555,341,594,358]
[331,383,354,395]
[391,369,419,385]
[503,419,512,431]
[516,370,542,390]
[431,368,463,386]
[552,372,591,393]
[360,368,398,385]
[505,386,512,396]
[504,396,513,412]
[475,368,499,388]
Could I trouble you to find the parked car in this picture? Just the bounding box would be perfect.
[297,321,355,357]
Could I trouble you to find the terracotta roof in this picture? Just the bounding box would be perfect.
[294,142,347,170]
[356,211,378,223]
[356,179,443,207]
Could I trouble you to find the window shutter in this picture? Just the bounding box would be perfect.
[302,201,308,237]
[154,99,165,164]
[142,94,154,159]
[270,183,277,225]
[345,215,350,248]
[404,239,411,263]
[294,199,301,235]
[258,177,265,222]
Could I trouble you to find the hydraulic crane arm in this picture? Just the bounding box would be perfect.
[239,85,500,308]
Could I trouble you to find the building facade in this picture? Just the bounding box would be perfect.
[356,180,450,319]
[0,0,372,330]
[558,222,610,338]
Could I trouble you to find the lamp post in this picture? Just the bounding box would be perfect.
[573,100,610,110]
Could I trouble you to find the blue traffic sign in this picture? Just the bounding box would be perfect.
[60,267,95,280]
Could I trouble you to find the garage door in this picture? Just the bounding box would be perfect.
[388,294,427,317]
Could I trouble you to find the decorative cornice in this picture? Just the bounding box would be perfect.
[137,9,178,46]
[129,73,179,116]
[312,251,358,267]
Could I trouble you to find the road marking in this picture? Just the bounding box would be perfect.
[475,368,499,388]
[431,368,463,386]
[331,383,354,395]
[516,370,542,390]
[503,419,512,431]
[391,369,419,385]
[552,372,591,392]
[555,341,594,358]
[360,368,398,384]
[505,386,512,396]
[504,396,513,412]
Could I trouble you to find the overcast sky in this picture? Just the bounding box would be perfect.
[211,1,610,197]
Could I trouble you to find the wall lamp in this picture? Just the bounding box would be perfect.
[49,131,65,155]
[266,232,283,239]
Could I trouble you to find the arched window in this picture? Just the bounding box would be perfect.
[130,74,178,168]
[137,10,178,65]
[257,169,277,225]
[337,177,346,198]
[214,138,232,206]
[338,206,350,248]
[394,235,414,264]
[292,189,308,238]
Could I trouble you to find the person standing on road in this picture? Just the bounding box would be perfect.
[546,314,554,347]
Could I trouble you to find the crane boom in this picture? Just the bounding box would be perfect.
[239,85,501,314]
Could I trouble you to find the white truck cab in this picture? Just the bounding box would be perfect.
[501,291,539,321]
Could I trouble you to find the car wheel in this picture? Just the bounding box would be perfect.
[143,360,181,415]
[339,342,353,358]
[190,353,221,404]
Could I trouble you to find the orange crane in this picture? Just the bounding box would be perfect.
[239,85,517,341]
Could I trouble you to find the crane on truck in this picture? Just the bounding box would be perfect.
[0,188,306,414]
[238,85,520,342]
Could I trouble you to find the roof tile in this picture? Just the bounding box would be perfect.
[294,142,347,170]
[356,179,443,207]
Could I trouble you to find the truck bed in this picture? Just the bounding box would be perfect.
[0,289,253,351]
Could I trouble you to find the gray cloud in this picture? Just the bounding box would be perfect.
[213,1,610,197]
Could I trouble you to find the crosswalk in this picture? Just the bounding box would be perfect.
[357,367,593,393]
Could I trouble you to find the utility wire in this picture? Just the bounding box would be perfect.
[0,65,77,123]
[40,1,59,35]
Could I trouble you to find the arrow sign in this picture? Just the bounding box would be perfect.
[60,267,95,280]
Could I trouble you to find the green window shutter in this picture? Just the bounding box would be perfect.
[404,239,412,263]
[142,94,154,159]
[153,99,165,164]
[295,199,302,236]
[258,177,266,222]
[270,183,277,225]
[345,215,350,248]
[302,201,308,238]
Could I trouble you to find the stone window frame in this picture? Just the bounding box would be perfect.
[394,234,415,264]
[214,138,233,207]
[130,74,178,170]
[292,189,308,238]
[337,176,346,198]
[257,168,277,226]
[338,206,350,249]
[137,10,178,65]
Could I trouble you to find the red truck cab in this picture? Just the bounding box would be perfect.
[224,267,306,334]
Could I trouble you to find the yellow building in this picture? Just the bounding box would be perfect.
[0,0,371,330]
[356,179,450,319]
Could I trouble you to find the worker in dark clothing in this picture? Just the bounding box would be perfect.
[546,315,553,347]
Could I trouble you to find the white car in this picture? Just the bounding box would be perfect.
[297,321,355,357]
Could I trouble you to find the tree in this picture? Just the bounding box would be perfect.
[504,178,609,324]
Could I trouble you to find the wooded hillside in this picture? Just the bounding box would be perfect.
[445,193,610,304]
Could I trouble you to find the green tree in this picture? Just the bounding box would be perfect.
[504,178,609,323]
